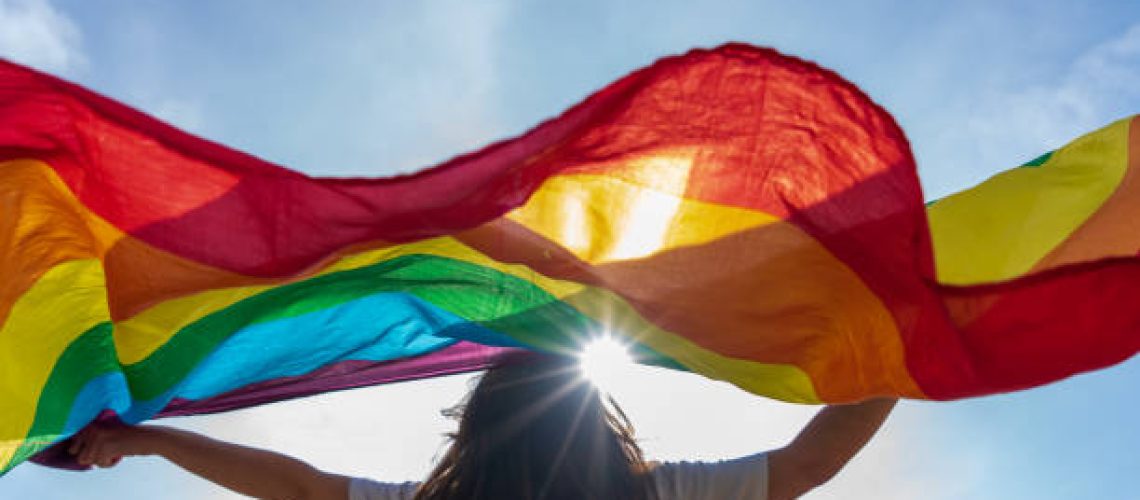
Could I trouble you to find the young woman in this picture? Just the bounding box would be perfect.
[69,353,896,499]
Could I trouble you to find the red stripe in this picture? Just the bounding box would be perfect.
[937,257,1140,398]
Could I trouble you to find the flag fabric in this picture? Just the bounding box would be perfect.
[0,44,1136,473]
[928,116,1140,395]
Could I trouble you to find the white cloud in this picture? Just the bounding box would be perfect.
[0,0,83,74]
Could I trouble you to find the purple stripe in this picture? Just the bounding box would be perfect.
[158,341,513,416]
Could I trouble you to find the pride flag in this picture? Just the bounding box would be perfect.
[1,44,1137,473]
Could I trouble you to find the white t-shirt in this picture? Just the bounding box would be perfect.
[348,452,769,500]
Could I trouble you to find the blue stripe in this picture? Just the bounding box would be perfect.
[62,291,518,430]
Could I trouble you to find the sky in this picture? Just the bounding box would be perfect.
[1,0,1139,498]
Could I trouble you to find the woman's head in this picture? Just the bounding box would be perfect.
[415,352,656,500]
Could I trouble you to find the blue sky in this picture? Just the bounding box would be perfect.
[1,0,1139,498]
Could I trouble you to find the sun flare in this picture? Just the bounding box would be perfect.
[579,336,634,390]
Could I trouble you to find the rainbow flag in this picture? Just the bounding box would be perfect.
[1,44,1137,473]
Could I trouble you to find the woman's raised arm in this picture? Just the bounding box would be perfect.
[69,424,351,500]
[766,398,898,499]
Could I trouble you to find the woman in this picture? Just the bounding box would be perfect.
[70,353,896,499]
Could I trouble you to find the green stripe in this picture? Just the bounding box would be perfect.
[9,254,687,474]
[1020,151,1054,168]
[4,323,116,474]
[123,254,581,400]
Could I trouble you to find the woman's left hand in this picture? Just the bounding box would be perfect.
[68,424,156,468]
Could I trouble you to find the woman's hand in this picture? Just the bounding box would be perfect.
[66,423,350,499]
[68,424,158,468]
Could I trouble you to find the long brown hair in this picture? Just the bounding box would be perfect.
[414,352,657,500]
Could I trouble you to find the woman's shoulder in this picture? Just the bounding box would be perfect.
[649,452,770,500]
[348,477,420,500]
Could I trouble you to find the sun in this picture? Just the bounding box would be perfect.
[578,335,634,391]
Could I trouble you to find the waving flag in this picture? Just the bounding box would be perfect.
[0,44,1136,473]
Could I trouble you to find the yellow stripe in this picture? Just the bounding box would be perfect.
[506,154,781,263]
[928,117,1132,285]
[0,259,108,470]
